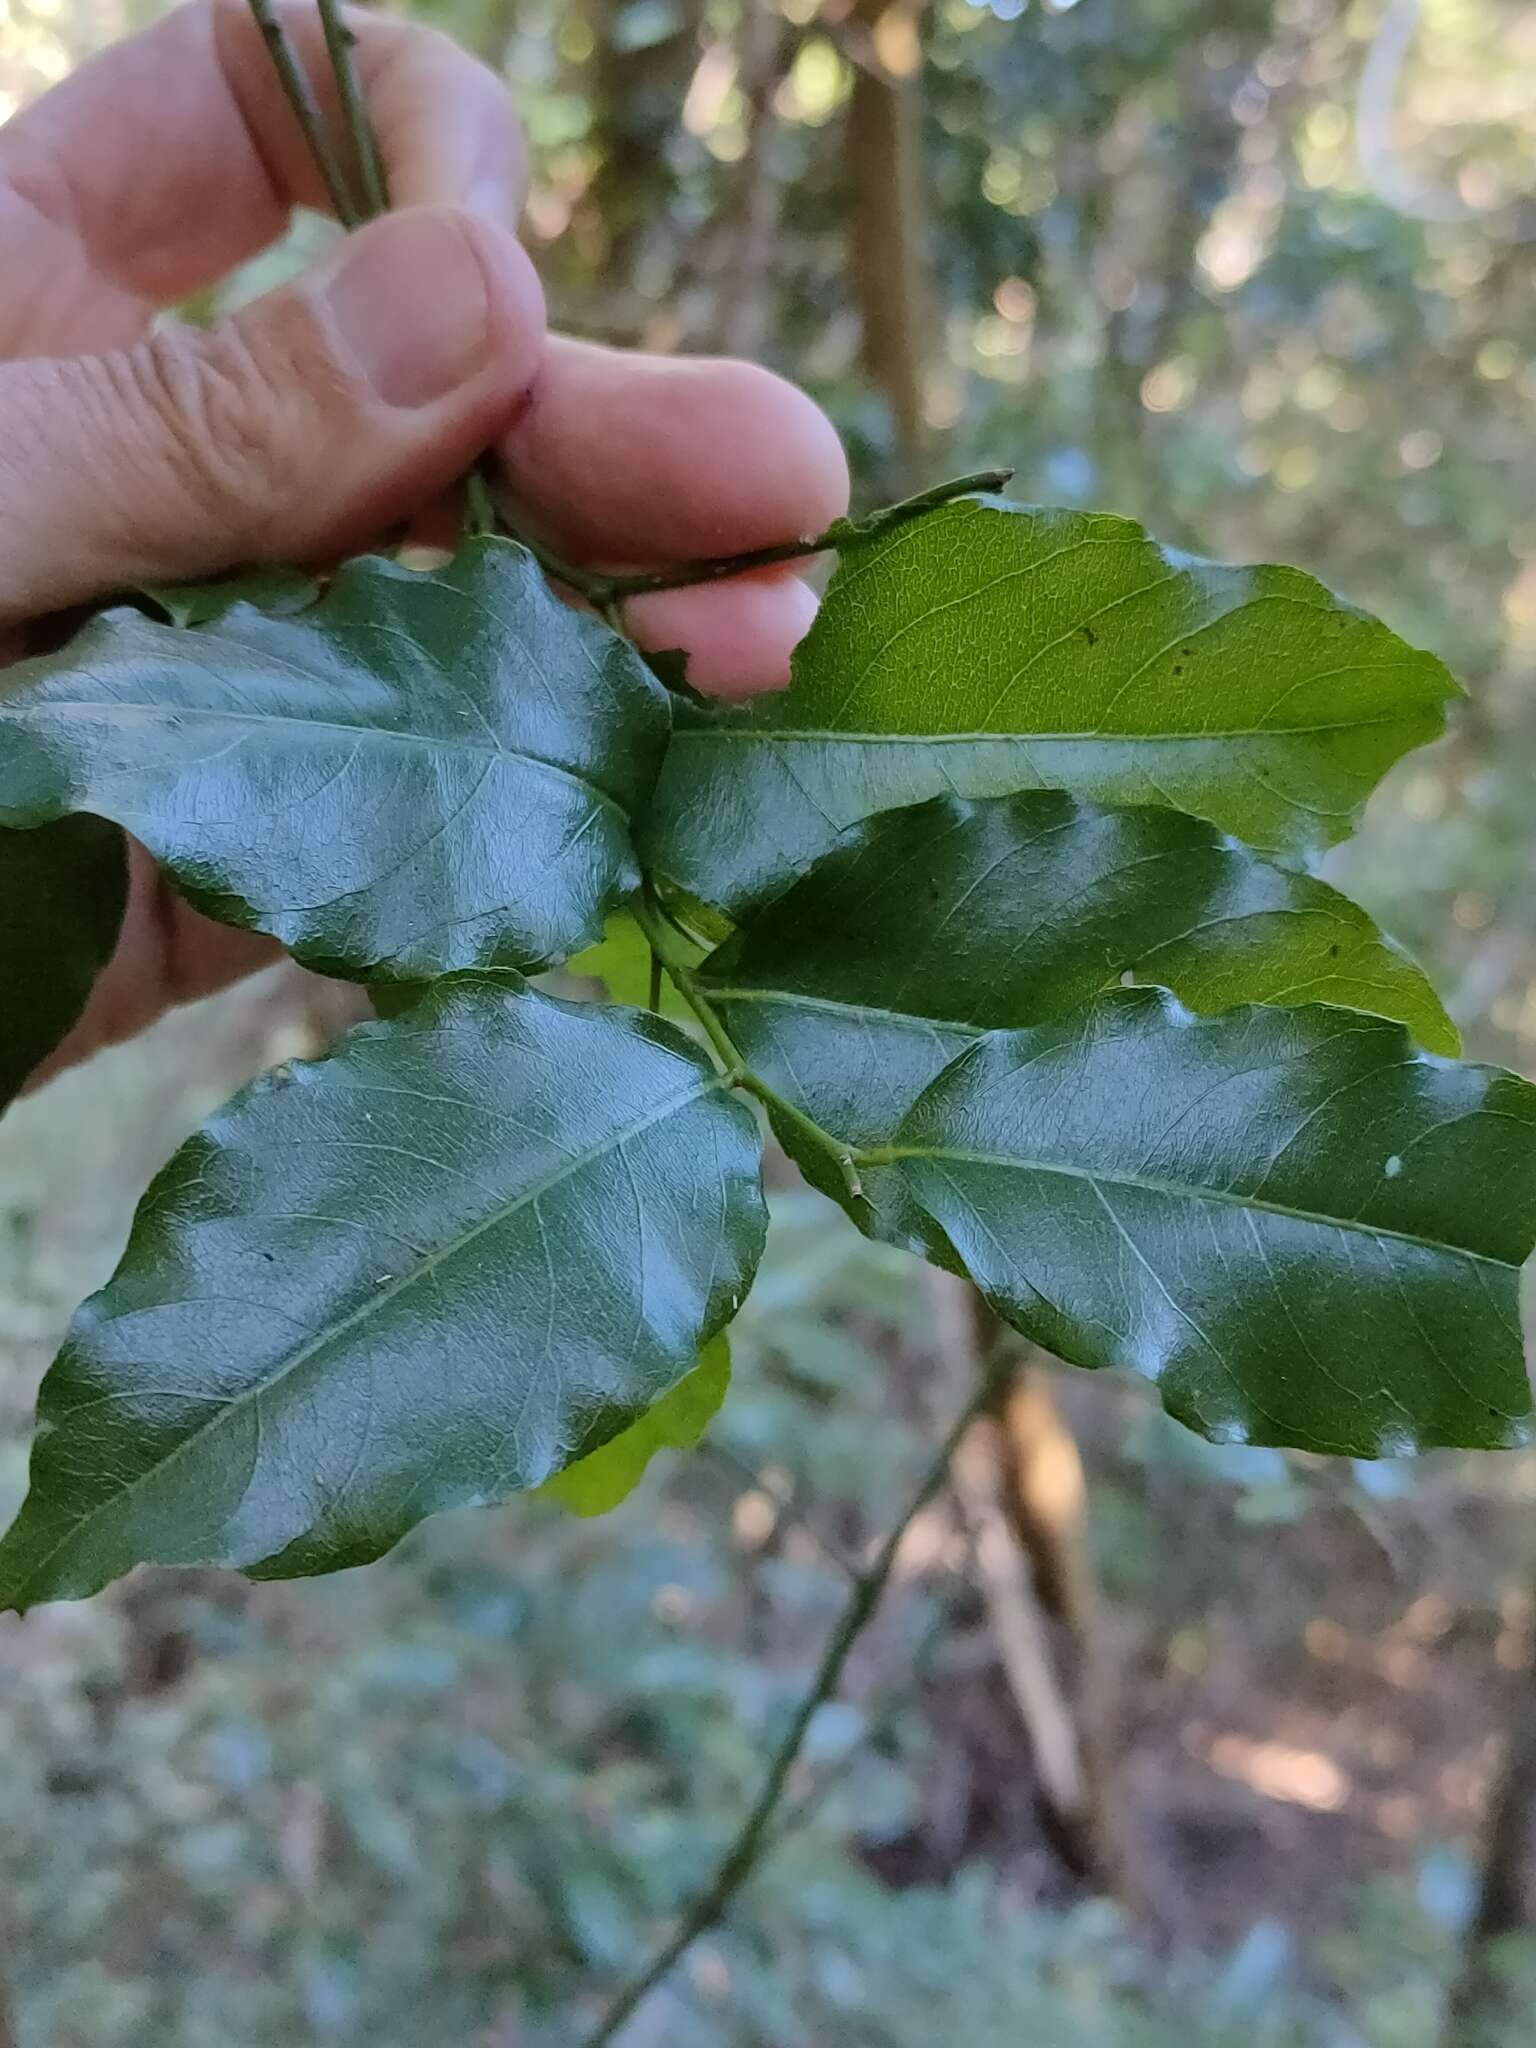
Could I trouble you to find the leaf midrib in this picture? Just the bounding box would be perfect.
[887,1143,1515,1269]
[708,983,987,1037]
[671,711,1432,747]
[0,700,630,820]
[5,1067,723,1599]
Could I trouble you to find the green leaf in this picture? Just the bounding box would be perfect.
[698,789,1456,1239]
[540,1334,730,1515]
[0,817,127,1110]
[642,498,1459,917]
[0,538,670,983]
[563,912,690,1019]
[132,565,321,627]
[887,989,1536,1456]
[0,980,765,1608]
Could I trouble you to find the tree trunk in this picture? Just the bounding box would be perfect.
[710,0,791,359]
[1445,1644,1536,2046]
[583,0,704,329]
[845,0,934,483]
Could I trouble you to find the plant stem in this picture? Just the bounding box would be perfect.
[579,1367,1001,2048]
[523,467,1013,613]
[462,466,500,540]
[631,895,865,1204]
[246,0,362,227]
[316,0,389,216]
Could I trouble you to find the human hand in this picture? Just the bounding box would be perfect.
[0,0,846,1073]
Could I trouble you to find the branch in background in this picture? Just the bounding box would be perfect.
[1443,1613,1536,2048]
[845,0,935,485]
[579,1361,1006,2048]
[583,0,706,332]
[925,1272,1137,1906]
[711,0,793,358]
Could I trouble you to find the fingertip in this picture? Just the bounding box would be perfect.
[626,570,820,698]
[499,339,849,562]
[453,211,547,409]
[692,357,850,542]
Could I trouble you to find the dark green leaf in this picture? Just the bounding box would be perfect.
[699,790,1456,1239]
[0,816,126,1110]
[132,566,321,627]
[540,1334,730,1515]
[0,538,670,982]
[889,989,1536,1456]
[0,979,765,1608]
[643,499,1459,916]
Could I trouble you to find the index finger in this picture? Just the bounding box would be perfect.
[0,0,525,315]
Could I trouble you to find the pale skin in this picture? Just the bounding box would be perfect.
[0,0,849,1075]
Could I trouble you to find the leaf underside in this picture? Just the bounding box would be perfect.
[0,981,766,1610]
[0,538,669,983]
[540,1333,731,1515]
[643,497,1459,917]
[893,990,1536,1457]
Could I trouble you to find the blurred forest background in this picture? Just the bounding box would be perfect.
[4,0,1536,2040]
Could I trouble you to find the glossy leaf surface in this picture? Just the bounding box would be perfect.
[0,539,669,981]
[643,498,1459,915]
[699,790,1454,1237]
[0,980,765,1608]
[890,990,1536,1456]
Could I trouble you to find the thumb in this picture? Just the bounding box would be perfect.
[0,207,545,627]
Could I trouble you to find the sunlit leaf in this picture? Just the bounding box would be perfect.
[644,498,1458,915]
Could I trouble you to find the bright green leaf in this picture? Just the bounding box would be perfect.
[540,1334,730,1515]
[889,989,1536,1456]
[0,979,765,1608]
[643,498,1459,916]
[0,538,670,982]
[563,912,690,1018]
[699,789,1456,1239]
[0,817,126,1110]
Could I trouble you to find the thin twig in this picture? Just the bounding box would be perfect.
[462,466,500,541]
[579,1366,1003,2048]
[317,0,389,216]
[488,468,1013,614]
[246,0,361,226]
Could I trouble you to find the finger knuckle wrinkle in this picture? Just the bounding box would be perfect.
[115,325,299,545]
